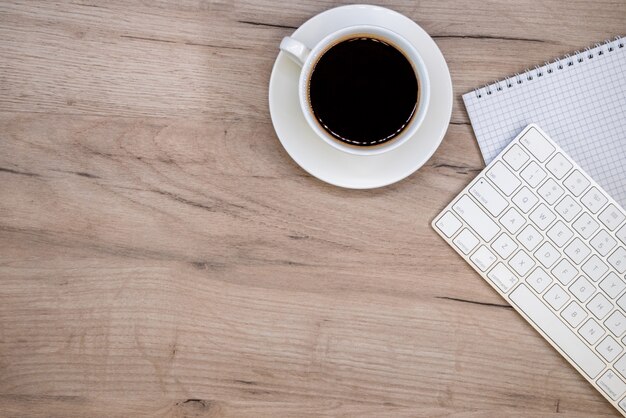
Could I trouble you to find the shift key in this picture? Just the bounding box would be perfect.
[453,195,500,242]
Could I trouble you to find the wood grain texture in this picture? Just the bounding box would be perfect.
[1,0,625,416]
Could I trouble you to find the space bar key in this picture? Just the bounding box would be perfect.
[509,284,606,379]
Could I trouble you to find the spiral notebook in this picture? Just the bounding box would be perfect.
[463,35,626,207]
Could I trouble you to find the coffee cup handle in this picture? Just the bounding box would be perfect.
[280,37,310,66]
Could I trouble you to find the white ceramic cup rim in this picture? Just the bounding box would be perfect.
[282,24,430,156]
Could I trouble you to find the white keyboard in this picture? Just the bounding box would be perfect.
[433,124,626,416]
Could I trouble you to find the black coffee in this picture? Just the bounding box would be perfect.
[308,36,418,147]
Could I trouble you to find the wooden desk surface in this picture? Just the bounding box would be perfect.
[2,1,625,416]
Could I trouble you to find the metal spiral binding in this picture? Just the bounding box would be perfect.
[575,50,583,63]
[473,35,625,99]
[564,53,574,67]
[595,43,603,56]
[556,56,564,70]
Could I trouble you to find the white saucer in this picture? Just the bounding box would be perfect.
[269,5,453,189]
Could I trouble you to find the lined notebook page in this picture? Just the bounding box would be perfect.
[463,36,626,207]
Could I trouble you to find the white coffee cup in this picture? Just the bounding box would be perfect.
[280,25,430,156]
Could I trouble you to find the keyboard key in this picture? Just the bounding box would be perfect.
[587,293,613,320]
[487,262,518,293]
[572,213,599,239]
[534,241,560,268]
[620,398,626,413]
[518,224,543,251]
[564,238,591,265]
[599,204,625,231]
[547,220,574,247]
[616,355,626,379]
[520,161,547,188]
[544,284,570,310]
[561,301,587,327]
[519,128,555,162]
[564,170,591,196]
[537,178,564,205]
[552,259,578,285]
[453,195,500,242]
[601,272,626,299]
[435,211,462,238]
[608,248,626,274]
[570,276,595,302]
[579,318,605,345]
[546,152,573,179]
[453,228,480,255]
[606,311,626,337]
[491,233,518,259]
[598,370,626,400]
[581,187,608,214]
[617,224,626,246]
[512,186,539,213]
[470,178,508,217]
[510,285,604,378]
[500,207,525,234]
[578,319,605,345]
[555,195,581,222]
[527,267,552,293]
[581,255,608,282]
[470,245,497,271]
[486,161,521,196]
[509,250,535,276]
[618,293,626,312]
[503,144,529,171]
[530,203,556,230]
[590,230,617,257]
[597,336,623,362]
